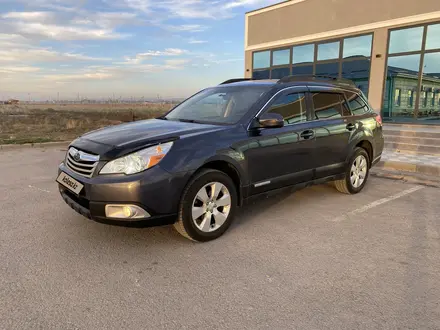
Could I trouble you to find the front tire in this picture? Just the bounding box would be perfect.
[334,147,370,195]
[173,169,237,242]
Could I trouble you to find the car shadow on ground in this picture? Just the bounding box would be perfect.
[69,183,339,250]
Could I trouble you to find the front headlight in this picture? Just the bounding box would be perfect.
[100,142,173,175]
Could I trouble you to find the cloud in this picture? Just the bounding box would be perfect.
[42,72,114,82]
[71,12,139,29]
[167,24,207,33]
[1,10,131,41]
[188,39,208,44]
[0,66,41,73]
[224,0,281,9]
[116,0,281,20]
[0,48,112,63]
[118,48,188,64]
[164,59,191,67]
[2,11,55,21]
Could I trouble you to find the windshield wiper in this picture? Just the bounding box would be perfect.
[156,116,168,120]
[176,119,198,123]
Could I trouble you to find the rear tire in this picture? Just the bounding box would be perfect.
[334,147,370,195]
[173,169,237,242]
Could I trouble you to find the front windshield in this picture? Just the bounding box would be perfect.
[165,85,269,124]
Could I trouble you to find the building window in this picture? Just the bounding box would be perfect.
[253,51,270,69]
[389,26,423,54]
[421,91,427,107]
[272,48,290,66]
[384,54,421,118]
[343,35,373,58]
[394,88,401,106]
[292,65,313,75]
[268,92,307,124]
[250,33,372,96]
[408,90,414,107]
[292,44,314,64]
[317,41,340,61]
[315,62,339,77]
[426,23,440,50]
[252,70,270,80]
[271,67,290,79]
[432,92,436,107]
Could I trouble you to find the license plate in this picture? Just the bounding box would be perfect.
[57,172,84,195]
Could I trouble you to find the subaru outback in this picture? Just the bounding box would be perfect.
[57,75,384,241]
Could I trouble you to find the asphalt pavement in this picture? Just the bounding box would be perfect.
[1,146,440,330]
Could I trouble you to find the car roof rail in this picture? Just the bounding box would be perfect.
[220,78,252,85]
[277,75,356,87]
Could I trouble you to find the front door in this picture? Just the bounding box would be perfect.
[245,88,316,195]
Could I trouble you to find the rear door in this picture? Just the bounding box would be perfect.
[306,87,354,178]
[245,87,316,195]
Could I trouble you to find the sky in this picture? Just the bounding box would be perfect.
[0,0,284,101]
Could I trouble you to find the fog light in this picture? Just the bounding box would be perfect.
[105,205,150,219]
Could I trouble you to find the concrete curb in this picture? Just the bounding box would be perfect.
[0,141,70,151]
[371,168,440,188]
[375,160,440,176]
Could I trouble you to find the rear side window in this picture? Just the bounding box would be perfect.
[345,91,370,115]
[312,93,351,119]
[267,92,307,124]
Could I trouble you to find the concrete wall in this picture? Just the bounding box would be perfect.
[368,28,387,112]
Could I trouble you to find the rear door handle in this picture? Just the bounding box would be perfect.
[300,130,315,140]
[346,123,356,131]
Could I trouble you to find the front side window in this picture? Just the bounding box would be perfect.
[312,93,350,119]
[165,86,269,124]
[267,92,307,124]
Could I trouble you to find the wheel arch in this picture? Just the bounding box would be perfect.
[355,140,373,165]
[192,158,245,206]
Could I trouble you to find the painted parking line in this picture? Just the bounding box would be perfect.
[332,185,424,222]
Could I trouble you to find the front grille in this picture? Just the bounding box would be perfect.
[66,147,99,178]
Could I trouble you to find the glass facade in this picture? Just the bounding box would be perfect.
[252,33,373,95]
[383,22,440,122]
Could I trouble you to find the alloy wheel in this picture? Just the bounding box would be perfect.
[192,182,231,232]
[350,155,368,188]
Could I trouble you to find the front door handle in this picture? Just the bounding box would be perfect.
[300,130,315,140]
[346,123,356,131]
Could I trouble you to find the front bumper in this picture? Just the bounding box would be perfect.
[58,163,192,227]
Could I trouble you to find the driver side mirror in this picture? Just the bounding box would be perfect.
[257,113,284,128]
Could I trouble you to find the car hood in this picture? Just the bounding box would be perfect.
[71,119,226,159]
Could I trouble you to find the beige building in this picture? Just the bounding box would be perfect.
[245,0,440,124]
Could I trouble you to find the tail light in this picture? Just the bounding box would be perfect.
[375,113,382,126]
